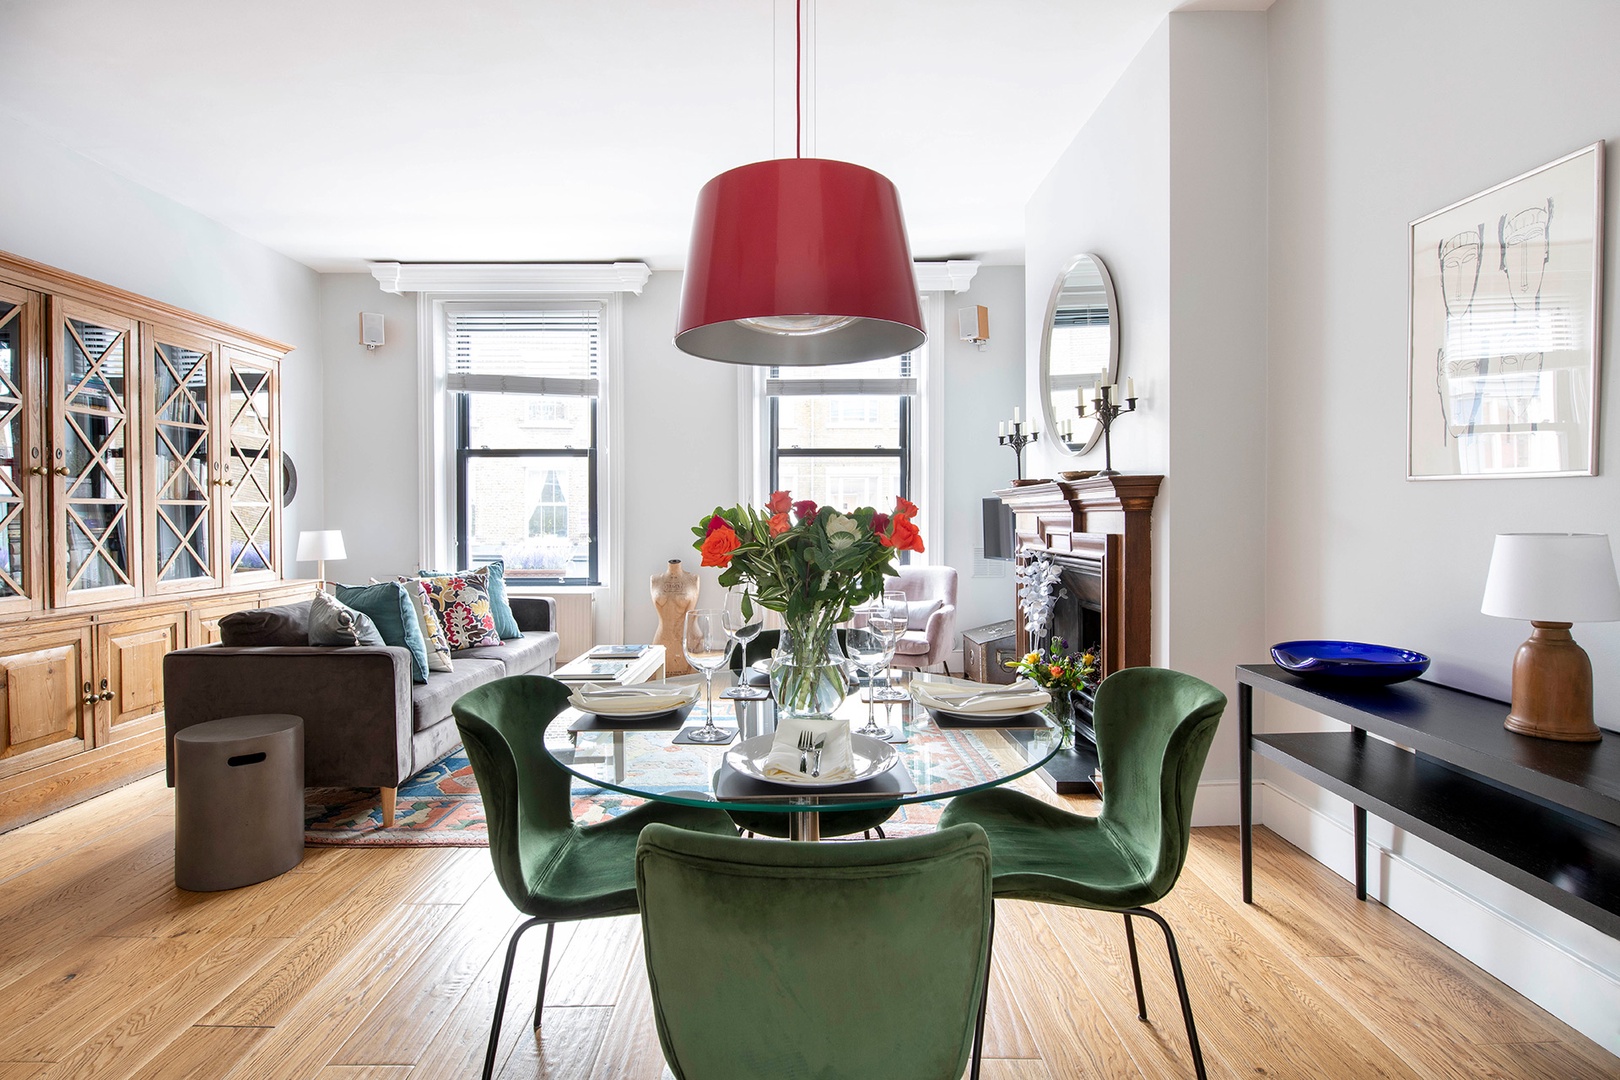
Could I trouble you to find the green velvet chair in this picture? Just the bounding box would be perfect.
[452,675,739,1080]
[727,627,896,841]
[635,822,995,1080]
[939,666,1227,1080]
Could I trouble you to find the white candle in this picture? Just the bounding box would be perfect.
[999,420,1006,437]
[1127,377,1136,400]
[1092,377,1101,401]
[1108,383,1119,405]
[1013,406,1020,424]
[1075,387,1084,409]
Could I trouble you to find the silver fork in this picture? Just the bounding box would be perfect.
[797,731,814,774]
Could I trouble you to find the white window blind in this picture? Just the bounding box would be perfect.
[765,352,917,397]
[445,302,603,396]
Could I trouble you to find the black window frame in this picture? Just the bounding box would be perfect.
[768,393,912,512]
[455,392,600,585]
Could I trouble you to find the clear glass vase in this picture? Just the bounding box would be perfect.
[769,609,849,721]
[1045,692,1076,751]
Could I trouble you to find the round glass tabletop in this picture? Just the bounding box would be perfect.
[544,681,1062,816]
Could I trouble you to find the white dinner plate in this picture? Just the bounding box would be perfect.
[909,684,1050,720]
[567,683,699,717]
[724,732,897,788]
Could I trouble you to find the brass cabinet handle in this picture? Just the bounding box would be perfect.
[52,466,70,476]
[98,678,115,703]
[27,465,46,476]
[82,681,99,706]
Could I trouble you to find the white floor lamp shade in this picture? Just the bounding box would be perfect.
[1481,533,1620,741]
[296,530,347,590]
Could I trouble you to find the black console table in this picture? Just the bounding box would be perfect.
[1237,664,1620,939]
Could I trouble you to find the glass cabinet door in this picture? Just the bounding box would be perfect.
[146,326,217,591]
[51,300,139,605]
[0,283,43,613]
[222,349,277,581]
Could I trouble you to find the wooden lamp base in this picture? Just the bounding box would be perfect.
[1504,621,1603,742]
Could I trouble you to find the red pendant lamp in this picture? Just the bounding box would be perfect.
[675,1,925,366]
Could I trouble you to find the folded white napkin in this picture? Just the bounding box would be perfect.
[910,676,1050,715]
[761,716,854,782]
[568,682,699,716]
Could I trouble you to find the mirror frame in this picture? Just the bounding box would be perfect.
[1039,253,1120,455]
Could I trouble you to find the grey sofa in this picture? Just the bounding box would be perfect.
[163,595,560,826]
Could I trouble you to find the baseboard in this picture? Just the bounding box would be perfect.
[1259,779,1620,1057]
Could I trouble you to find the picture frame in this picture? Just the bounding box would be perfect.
[1407,141,1604,480]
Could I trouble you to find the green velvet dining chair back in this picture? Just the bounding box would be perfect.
[452,675,738,1080]
[635,822,995,1080]
[1093,665,1228,903]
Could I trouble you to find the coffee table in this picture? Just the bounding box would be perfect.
[551,643,666,685]
[545,686,1060,840]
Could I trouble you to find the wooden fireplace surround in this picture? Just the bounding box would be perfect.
[997,475,1162,676]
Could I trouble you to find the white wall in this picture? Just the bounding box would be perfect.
[0,113,326,553]
[1265,0,1620,1051]
[318,266,1026,652]
[1025,14,1270,815]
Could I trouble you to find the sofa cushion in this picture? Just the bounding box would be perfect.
[901,598,943,630]
[309,592,385,646]
[397,577,453,673]
[420,559,522,641]
[411,658,506,733]
[419,570,502,650]
[337,581,430,684]
[894,629,932,656]
[220,601,312,647]
[451,631,559,676]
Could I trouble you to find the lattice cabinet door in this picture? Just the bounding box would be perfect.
[142,324,220,593]
[0,281,46,615]
[49,299,141,607]
[220,347,279,584]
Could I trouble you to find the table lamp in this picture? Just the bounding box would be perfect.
[296,530,347,592]
[1481,533,1620,742]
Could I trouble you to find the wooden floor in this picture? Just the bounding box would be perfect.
[0,775,1615,1080]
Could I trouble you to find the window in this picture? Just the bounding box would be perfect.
[766,352,915,520]
[449,303,601,584]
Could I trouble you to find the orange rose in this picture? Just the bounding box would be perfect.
[880,514,924,553]
[700,525,741,567]
[895,496,919,518]
[766,490,793,515]
[768,512,791,537]
[1049,664,1063,679]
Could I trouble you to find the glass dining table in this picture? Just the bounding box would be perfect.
[545,675,1061,840]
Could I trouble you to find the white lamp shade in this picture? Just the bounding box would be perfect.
[296,530,347,563]
[1481,533,1620,623]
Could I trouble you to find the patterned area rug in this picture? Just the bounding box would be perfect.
[305,725,1002,847]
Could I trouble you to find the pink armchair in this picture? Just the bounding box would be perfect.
[888,565,958,675]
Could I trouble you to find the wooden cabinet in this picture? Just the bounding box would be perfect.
[0,249,302,832]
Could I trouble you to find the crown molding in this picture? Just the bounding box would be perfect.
[370,261,652,295]
[913,260,980,293]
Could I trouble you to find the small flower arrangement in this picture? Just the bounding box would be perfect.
[1005,638,1099,695]
[694,491,924,623]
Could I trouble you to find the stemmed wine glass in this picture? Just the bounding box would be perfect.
[871,590,910,702]
[720,587,768,700]
[846,623,892,738]
[682,609,734,743]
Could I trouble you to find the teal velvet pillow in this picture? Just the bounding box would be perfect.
[336,581,429,684]
[420,559,522,641]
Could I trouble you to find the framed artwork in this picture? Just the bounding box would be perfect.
[1408,141,1604,480]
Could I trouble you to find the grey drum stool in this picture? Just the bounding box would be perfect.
[174,713,305,891]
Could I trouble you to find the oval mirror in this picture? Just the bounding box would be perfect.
[1040,253,1119,455]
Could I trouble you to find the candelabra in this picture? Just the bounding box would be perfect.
[998,424,1039,482]
[1077,388,1137,477]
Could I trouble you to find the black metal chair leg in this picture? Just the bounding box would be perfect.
[484,917,549,1080]
[970,907,996,1080]
[1128,907,1207,1080]
[533,921,556,1034]
[874,825,886,839]
[1122,912,1147,1019]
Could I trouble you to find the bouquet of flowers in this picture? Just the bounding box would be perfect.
[1005,638,1099,695]
[694,491,924,717]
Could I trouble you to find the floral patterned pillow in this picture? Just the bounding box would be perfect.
[419,570,502,651]
[397,576,454,671]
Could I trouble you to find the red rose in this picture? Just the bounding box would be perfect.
[766,490,793,515]
[793,499,818,522]
[705,514,729,536]
[870,512,890,535]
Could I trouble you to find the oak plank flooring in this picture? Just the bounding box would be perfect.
[0,772,1614,1079]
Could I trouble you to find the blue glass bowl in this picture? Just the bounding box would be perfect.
[1269,640,1430,685]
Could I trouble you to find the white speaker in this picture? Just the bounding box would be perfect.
[360,312,385,351]
[958,305,989,345]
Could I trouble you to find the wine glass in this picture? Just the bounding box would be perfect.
[872,590,910,701]
[846,625,891,738]
[683,609,734,743]
[720,587,768,700]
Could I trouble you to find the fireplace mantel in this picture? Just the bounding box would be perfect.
[997,475,1162,675]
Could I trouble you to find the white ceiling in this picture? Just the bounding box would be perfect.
[0,0,1269,273]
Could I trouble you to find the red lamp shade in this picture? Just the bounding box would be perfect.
[675,157,926,366]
